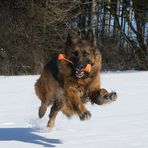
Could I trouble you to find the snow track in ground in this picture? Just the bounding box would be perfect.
[0,71,148,148]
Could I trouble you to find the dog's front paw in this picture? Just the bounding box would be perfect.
[90,89,117,105]
[106,92,117,102]
[79,110,91,121]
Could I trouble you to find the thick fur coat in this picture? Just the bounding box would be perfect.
[35,30,117,128]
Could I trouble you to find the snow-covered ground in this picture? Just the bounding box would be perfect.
[0,71,148,148]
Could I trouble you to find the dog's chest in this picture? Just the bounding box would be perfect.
[76,85,89,103]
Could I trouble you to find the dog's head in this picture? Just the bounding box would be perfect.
[64,30,101,79]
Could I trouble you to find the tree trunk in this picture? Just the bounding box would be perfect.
[91,0,97,47]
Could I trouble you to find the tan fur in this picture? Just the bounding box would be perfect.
[34,31,117,128]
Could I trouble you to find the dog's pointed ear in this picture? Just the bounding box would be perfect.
[85,29,96,48]
[66,32,72,46]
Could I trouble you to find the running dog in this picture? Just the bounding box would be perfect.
[35,30,117,128]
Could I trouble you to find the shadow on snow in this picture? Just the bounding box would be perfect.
[0,128,62,147]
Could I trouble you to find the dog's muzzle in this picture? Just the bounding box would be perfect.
[75,64,85,78]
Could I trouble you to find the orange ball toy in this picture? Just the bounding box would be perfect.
[84,64,91,73]
[58,53,65,60]
[58,54,73,64]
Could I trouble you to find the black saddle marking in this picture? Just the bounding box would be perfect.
[44,58,59,81]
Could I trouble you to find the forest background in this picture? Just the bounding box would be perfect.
[0,0,147,75]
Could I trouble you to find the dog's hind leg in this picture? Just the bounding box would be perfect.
[39,92,55,118]
[36,88,54,118]
[35,78,55,118]
[35,80,47,118]
[47,100,63,128]
[39,103,47,118]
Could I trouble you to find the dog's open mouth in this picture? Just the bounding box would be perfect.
[75,70,84,78]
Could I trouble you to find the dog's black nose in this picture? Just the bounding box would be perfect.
[76,64,85,70]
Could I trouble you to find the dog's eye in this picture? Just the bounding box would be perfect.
[71,51,78,57]
[83,51,88,57]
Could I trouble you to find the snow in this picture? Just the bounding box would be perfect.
[0,71,148,148]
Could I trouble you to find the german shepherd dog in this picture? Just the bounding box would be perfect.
[35,30,117,128]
